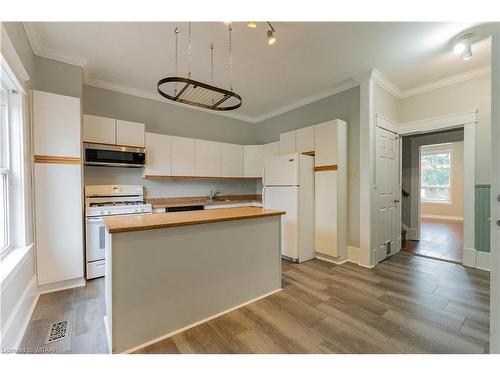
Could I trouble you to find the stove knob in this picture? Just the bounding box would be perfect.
[105,210,111,215]
[100,210,104,215]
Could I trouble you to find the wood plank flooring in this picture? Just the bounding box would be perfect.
[402,218,463,263]
[19,252,490,354]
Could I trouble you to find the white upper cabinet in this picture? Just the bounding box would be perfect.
[263,141,280,162]
[195,139,222,177]
[295,125,315,153]
[279,130,296,155]
[83,114,116,145]
[116,120,145,147]
[314,120,339,166]
[171,136,195,176]
[33,90,81,157]
[244,145,264,177]
[221,143,244,177]
[144,132,172,176]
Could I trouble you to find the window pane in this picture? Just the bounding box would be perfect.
[421,152,451,202]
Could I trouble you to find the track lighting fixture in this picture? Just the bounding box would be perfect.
[453,33,473,60]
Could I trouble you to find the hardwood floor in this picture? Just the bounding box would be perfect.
[402,218,463,263]
[19,252,490,354]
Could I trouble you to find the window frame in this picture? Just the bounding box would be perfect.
[420,147,454,205]
[1,84,11,254]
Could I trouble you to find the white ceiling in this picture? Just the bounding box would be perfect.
[23,22,491,122]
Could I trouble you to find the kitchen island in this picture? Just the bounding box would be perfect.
[103,207,285,353]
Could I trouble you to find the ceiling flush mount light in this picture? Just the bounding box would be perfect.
[247,21,257,28]
[267,22,277,45]
[157,23,242,111]
[453,33,473,60]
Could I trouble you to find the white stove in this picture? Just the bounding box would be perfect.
[85,185,152,217]
[84,185,152,279]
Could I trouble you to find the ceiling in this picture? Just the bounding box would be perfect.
[23,22,492,122]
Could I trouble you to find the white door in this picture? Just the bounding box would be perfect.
[263,186,299,260]
[315,170,338,257]
[264,153,299,186]
[375,126,401,263]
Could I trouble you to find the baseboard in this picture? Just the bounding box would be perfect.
[406,227,419,241]
[462,247,490,271]
[476,251,491,271]
[421,214,464,222]
[463,247,477,268]
[0,275,39,352]
[315,252,348,265]
[37,277,85,295]
[121,288,283,354]
[315,247,374,269]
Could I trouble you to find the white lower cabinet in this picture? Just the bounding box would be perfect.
[314,170,338,257]
[34,163,84,285]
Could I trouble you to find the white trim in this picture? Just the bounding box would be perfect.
[405,227,418,241]
[400,66,491,98]
[104,316,111,354]
[83,71,256,124]
[399,111,477,135]
[0,275,39,351]
[315,253,348,265]
[22,23,89,68]
[421,214,464,221]
[120,288,282,354]
[463,247,477,268]
[253,79,359,123]
[315,247,374,269]
[0,24,30,89]
[37,277,85,295]
[373,69,403,99]
[476,251,491,271]
[376,114,400,134]
[0,244,33,288]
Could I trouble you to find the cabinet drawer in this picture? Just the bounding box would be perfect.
[87,260,105,279]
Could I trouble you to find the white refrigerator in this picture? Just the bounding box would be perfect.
[263,153,315,263]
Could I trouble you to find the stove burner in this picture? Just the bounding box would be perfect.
[89,201,145,207]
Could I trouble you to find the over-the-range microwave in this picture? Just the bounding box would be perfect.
[84,143,146,168]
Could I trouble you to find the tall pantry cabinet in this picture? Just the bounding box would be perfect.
[32,90,84,286]
[314,119,347,261]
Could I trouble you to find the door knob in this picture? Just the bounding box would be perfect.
[496,219,500,227]
[394,199,400,204]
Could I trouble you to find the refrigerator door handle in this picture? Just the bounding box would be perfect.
[262,187,266,207]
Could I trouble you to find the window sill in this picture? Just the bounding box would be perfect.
[421,201,452,205]
[0,244,33,288]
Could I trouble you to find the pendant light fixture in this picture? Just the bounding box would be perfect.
[157,23,242,111]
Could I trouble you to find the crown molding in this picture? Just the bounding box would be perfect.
[83,71,257,123]
[23,23,89,67]
[253,79,359,123]
[1,23,30,90]
[372,70,403,98]
[399,65,491,98]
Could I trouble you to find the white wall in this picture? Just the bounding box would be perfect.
[400,74,491,184]
[374,83,399,122]
[420,142,464,219]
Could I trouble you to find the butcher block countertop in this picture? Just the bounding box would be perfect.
[146,194,262,209]
[104,206,285,234]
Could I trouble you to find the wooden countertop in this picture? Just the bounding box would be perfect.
[146,195,262,209]
[104,206,285,234]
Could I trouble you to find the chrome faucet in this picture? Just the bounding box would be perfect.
[209,188,222,201]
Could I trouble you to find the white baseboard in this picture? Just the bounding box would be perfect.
[121,288,282,354]
[421,214,464,221]
[0,275,39,352]
[462,247,491,271]
[37,277,85,295]
[476,251,491,271]
[406,227,419,241]
[315,252,348,265]
[104,316,111,354]
[315,247,374,268]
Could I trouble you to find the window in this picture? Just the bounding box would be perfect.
[1,85,9,252]
[420,150,452,203]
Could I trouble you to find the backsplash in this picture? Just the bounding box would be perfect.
[84,166,260,198]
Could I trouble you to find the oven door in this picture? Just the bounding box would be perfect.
[86,217,106,262]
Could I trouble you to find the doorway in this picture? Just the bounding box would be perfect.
[401,129,465,263]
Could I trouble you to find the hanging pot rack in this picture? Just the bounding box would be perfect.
[157,23,243,111]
